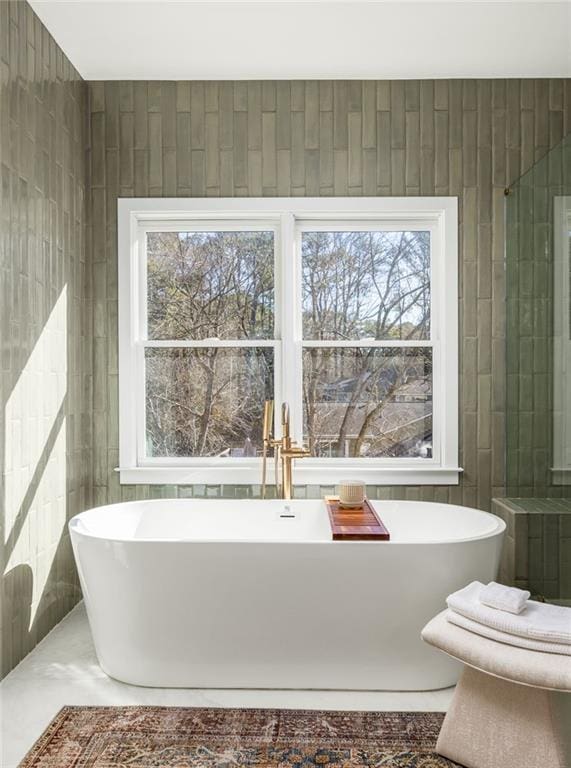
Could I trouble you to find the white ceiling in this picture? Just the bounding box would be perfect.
[30,0,571,81]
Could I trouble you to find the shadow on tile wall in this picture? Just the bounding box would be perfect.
[0,2,90,677]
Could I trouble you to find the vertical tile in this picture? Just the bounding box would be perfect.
[434,81,449,111]
[176,112,191,190]
[348,81,362,112]
[305,148,319,196]
[247,82,262,149]
[376,82,390,111]
[405,110,420,190]
[219,82,233,150]
[478,145,492,223]
[390,81,405,149]
[104,82,119,149]
[133,82,148,149]
[492,107,506,186]
[333,81,348,149]
[449,80,462,149]
[176,82,190,112]
[233,111,248,189]
[205,83,218,113]
[276,81,291,150]
[376,110,390,189]
[291,110,305,189]
[362,81,376,149]
[363,147,376,195]
[148,112,162,190]
[262,111,276,189]
[234,82,248,112]
[191,149,205,195]
[190,82,205,149]
[247,149,262,195]
[291,81,305,112]
[319,81,333,112]
[419,80,434,194]
[390,149,405,195]
[434,109,448,191]
[534,79,549,149]
[305,81,319,150]
[262,81,276,112]
[205,111,219,189]
[405,80,420,112]
[348,112,362,188]
[462,109,477,187]
[319,110,333,189]
[161,82,176,149]
[419,80,434,148]
[119,112,134,188]
[333,149,348,195]
[277,148,291,196]
[220,148,233,196]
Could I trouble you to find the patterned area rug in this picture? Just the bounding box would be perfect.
[19,707,459,767]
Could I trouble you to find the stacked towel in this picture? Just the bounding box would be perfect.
[479,581,530,614]
[446,609,571,656]
[445,581,571,654]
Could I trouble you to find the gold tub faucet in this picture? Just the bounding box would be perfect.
[261,401,310,500]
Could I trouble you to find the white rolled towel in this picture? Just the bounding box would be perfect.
[479,581,530,615]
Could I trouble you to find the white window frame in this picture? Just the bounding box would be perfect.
[117,197,460,486]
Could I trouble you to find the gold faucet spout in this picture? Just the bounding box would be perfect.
[260,400,309,500]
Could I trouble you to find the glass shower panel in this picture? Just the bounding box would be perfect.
[505,134,571,602]
[506,134,571,496]
[553,196,571,484]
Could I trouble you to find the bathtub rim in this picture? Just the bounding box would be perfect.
[68,498,506,546]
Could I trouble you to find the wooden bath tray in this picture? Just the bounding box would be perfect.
[325,497,390,541]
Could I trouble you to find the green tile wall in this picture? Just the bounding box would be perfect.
[87,79,571,510]
[494,497,571,598]
[0,2,90,677]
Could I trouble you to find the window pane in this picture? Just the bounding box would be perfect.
[302,231,430,340]
[145,348,274,457]
[303,347,432,458]
[147,231,274,340]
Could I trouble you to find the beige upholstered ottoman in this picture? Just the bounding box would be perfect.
[422,611,571,768]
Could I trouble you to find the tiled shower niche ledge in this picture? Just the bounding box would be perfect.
[493,498,571,600]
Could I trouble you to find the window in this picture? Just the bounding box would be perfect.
[118,198,459,485]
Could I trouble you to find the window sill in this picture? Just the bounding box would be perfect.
[117,464,463,486]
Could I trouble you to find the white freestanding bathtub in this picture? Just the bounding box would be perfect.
[69,499,505,690]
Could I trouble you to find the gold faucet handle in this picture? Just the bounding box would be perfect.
[282,444,311,459]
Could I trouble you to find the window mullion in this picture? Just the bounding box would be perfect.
[140,339,276,348]
[279,213,301,439]
[136,343,147,465]
[301,340,434,349]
